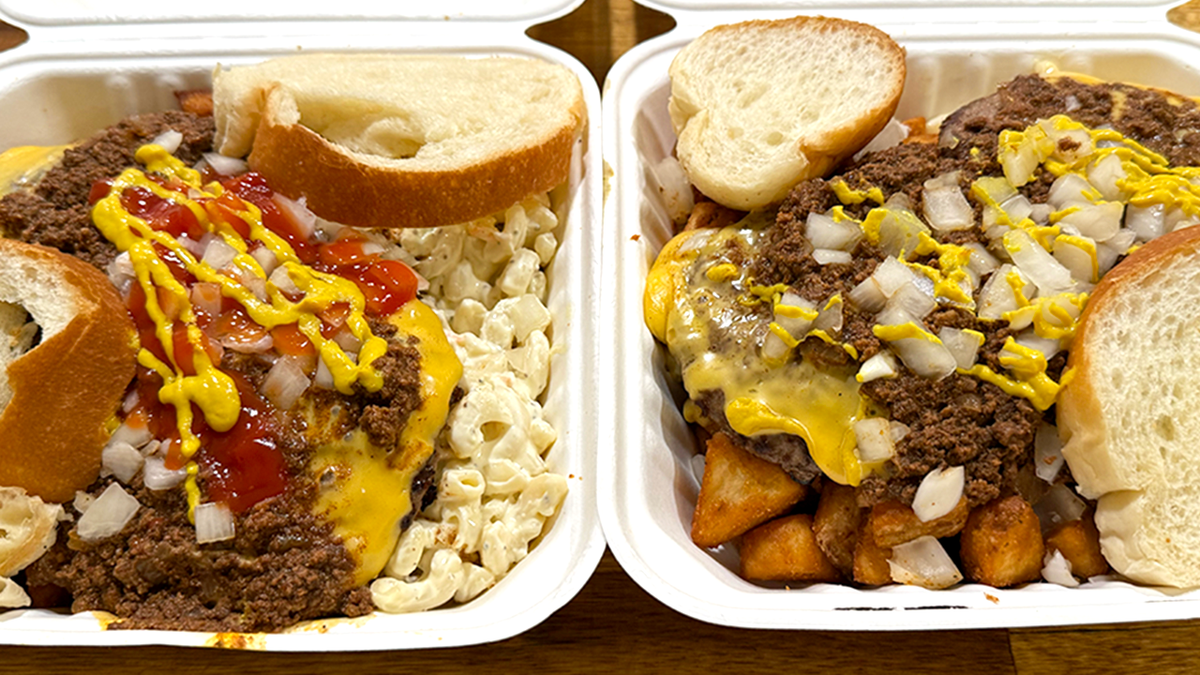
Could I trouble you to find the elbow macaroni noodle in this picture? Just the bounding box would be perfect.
[370,192,569,613]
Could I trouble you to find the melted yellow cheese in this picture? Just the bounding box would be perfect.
[0,144,69,196]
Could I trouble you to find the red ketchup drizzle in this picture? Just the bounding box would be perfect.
[116,168,421,514]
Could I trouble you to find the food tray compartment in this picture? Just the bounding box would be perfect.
[0,29,604,650]
[599,18,1200,630]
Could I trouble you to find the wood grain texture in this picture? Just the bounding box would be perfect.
[1,1,1200,673]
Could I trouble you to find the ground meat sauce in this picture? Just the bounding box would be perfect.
[700,75,1200,509]
[0,112,215,270]
[9,111,436,631]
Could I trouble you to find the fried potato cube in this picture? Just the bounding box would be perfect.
[813,483,862,576]
[960,495,1045,587]
[852,525,892,586]
[1045,510,1109,580]
[868,497,969,549]
[174,89,213,116]
[740,514,840,582]
[691,433,807,547]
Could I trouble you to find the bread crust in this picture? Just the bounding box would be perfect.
[247,82,583,230]
[1058,225,1200,586]
[0,240,136,503]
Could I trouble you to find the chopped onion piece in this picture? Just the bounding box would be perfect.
[885,280,936,320]
[872,257,916,298]
[1058,202,1123,243]
[101,440,144,485]
[1000,193,1034,224]
[876,196,931,259]
[652,156,695,226]
[1095,241,1121,277]
[854,417,894,463]
[109,420,151,449]
[761,330,791,362]
[1048,173,1096,210]
[261,355,310,411]
[1046,124,1093,164]
[848,277,887,313]
[1086,153,1127,201]
[806,212,862,251]
[886,334,957,380]
[177,234,205,258]
[143,456,186,491]
[202,237,237,271]
[1042,549,1080,587]
[1033,483,1087,533]
[1016,330,1061,361]
[856,118,909,158]
[315,356,334,389]
[238,266,269,303]
[203,152,249,177]
[1029,203,1053,226]
[151,130,183,154]
[1052,236,1096,283]
[913,466,965,522]
[1106,228,1137,256]
[268,265,301,297]
[1126,203,1166,242]
[1004,229,1075,296]
[77,484,140,541]
[938,327,983,370]
[272,193,317,240]
[888,536,963,589]
[194,502,236,544]
[73,490,95,515]
[1035,422,1066,483]
[875,303,921,330]
[251,245,279,276]
[978,264,1032,320]
[812,248,852,265]
[922,185,974,232]
[890,420,911,444]
[856,351,898,383]
[965,243,999,278]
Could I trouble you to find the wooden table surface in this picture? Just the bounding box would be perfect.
[2,1,1200,672]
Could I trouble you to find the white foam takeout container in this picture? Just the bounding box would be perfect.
[0,0,605,650]
[600,1,1200,630]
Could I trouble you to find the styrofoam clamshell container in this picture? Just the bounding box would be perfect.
[600,1,1200,630]
[0,0,604,650]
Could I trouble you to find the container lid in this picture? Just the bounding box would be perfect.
[0,0,580,27]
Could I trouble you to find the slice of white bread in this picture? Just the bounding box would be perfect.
[212,53,585,229]
[1058,225,1200,587]
[668,16,906,211]
[0,239,136,503]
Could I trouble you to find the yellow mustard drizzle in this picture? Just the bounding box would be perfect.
[830,179,886,206]
[92,144,388,518]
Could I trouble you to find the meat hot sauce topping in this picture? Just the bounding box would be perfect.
[646,114,1200,486]
[91,144,418,519]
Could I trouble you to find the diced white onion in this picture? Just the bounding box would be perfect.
[890,420,911,444]
[1058,202,1123,243]
[1126,203,1166,242]
[965,243,999,279]
[856,351,898,383]
[1035,423,1066,483]
[1048,173,1096,210]
[203,152,248,177]
[922,185,974,232]
[1105,228,1137,256]
[854,417,895,463]
[806,212,861,251]
[813,299,844,335]
[887,335,958,380]
[888,536,963,589]
[885,280,936,320]
[151,130,183,154]
[938,327,983,370]
[1029,203,1053,226]
[1041,549,1080,587]
[177,234,205,258]
[143,456,187,491]
[272,194,317,240]
[761,330,791,362]
[1000,139,1043,187]
[978,264,1033,320]
[202,237,237,271]
[848,277,887,313]
[76,483,140,541]
[109,421,152,449]
[251,245,279,276]
[1004,229,1075,296]
[812,249,853,265]
[1095,241,1122,277]
[999,193,1034,225]
[1086,154,1127,202]
[101,441,144,485]
[260,355,310,411]
[1033,483,1087,533]
[856,118,909,158]
[73,490,95,515]
[1052,236,1096,283]
[1047,124,1093,164]
[315,357,334,389]
[872,257,916,298]
[237,266,269,303]
[1015,330,1061,361]
[652,156,695,226]
[194,502,236,544]
[268,265,302,297]
[775,292,817,337]
[912,466,965,522]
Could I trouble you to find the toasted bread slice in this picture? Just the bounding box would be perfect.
[668,16,905,211]
[1059,225,1200,587]
[0,239,136,503]
[212,53,585,229]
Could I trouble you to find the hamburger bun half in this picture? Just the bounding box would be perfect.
[0,239,136,503]
[668,16,906,211]
[212,53,585,230]
[1058,224,1200,587]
